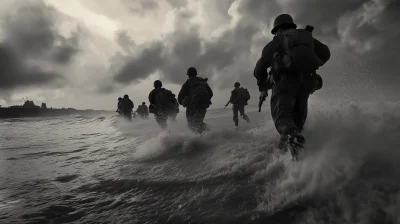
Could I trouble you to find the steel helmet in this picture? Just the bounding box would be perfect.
[187,67,198,76]
[271,14,297,34]
[154,80,162,88]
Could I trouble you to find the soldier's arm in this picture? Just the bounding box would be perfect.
[149,90,155,104]
[313,38,331,66]
[229,90,236,102]
[207,84,213,100]
[254,37,280,81]
[178,82,189,105]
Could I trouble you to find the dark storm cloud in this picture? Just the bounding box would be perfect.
[111,0,400,98]
[112,3,259,88]
[112,23,259,86]
[52,32,80,64]
[3,1,80,63]
[0,44,63,89]
[2,2,56,56]
[0,0,80,91]
[113,42,164,84]
[115,30,136,53]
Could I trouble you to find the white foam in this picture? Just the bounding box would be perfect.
[254,101,400,223]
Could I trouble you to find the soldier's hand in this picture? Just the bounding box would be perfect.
[259,91,268,100]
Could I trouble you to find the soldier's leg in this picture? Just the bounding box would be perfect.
[155,112,168,129]
[271,88,299,135]
[239,104,250,123]
[170,110,177,122]
[270,74,303,150]
[192,108,207,133]
[186,108,196,132]
[232,104,239,126]
[293,89,310,132]
[125,112,132,121]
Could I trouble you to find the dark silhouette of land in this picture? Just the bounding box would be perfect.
[0,100,112,119]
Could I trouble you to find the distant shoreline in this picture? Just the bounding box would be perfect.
[0,107,114,119]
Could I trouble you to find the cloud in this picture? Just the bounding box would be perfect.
[3,0,398,108]
[51,32,80,64]
[115,30,136,53]
[0,43,64,90]
[126,0,160,15]
[236,0,282,25]
[2,1,80,63]
[113,41,164,84]
[139,0,159,11]
[166,0,188,8]
[108,0,400,101]
[111,1,259,89]
[318,0,400,99]
[0,0,80,92]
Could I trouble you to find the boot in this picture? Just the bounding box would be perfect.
[285,131,305,161]
[242,115,250,123]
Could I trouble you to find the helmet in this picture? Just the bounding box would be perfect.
[124,94,129,98]
[118,97,122,101]
[142,102,146,105]
[234,82,240,88]
[271,14,297,34]
[187,67,197,76]
[154,80,162,88]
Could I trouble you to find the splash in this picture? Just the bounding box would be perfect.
[253,101,400,223]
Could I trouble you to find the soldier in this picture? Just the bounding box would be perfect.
[225,82,250,126]
[178,67,213,134]
[254,14,330,160]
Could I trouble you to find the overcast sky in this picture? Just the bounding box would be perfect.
[0,0,399,110]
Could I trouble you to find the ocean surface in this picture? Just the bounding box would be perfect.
[1,101,400,224]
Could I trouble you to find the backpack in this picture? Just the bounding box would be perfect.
[241,88,250,102]
[274,29,322,74]
[188,79,211,109]
[155,88,175,109]
[234,88,250,105]
[122,99,134,111]
[137,105,144,113]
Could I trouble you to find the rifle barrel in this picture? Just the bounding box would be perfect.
[258,99,263,112]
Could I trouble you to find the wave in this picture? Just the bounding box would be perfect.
[249,101,400,223]
[117,101,400,223]
[3,100,400,223]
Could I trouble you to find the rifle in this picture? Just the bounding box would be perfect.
[224,100,230,109]
[258,91,268,112]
